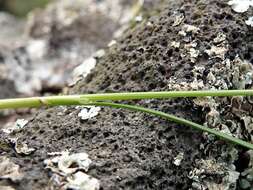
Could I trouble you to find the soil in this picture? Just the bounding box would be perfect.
[1,0,253,190]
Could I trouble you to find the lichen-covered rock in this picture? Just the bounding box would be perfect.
[2,0,253,189]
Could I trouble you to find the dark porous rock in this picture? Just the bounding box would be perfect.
[3,0,253,189]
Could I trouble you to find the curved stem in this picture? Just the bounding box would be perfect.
[83,101,253,150]
[0,91,252,149]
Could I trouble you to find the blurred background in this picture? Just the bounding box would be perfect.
[0,0,50,17]
[0,0,147,128]
[0,0,142,97]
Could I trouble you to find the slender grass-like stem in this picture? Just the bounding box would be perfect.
[85,102,253,150]
[1,90,253,149]
[1,90,253,109]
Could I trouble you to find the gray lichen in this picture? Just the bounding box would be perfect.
[189,159,239,190]
[239,150,253,189]
[44,151,100,190]
[171,12,253,188]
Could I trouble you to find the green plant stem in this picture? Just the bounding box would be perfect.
[0,90,253,149]
[1,90,253,109]
[85,102,253,150]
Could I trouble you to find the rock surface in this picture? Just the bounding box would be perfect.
[1,0,253,189]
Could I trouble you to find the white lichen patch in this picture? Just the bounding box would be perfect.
[44,151,92,175]
[189,79,204,90]
[78,106,101,120]
[27,40,47,60]
[107,40,117,47]
[135,15,143,22]
[206,72,216,84]
[205,32,228,60]
[246,16,253,27]
[189,48,200,63]
[146,21,153,28]
[184,42,198,49]
[2,119,29,134]
[173,152,184,166]
[14,140,35,155]
[167,77,204,91]
[171,41,180,48]
[192,65,205,77]
[228,0,253,13]
[93,49,105,59]
[183,42,199,62]
[213,33,226,44]
[47,151,69,156]
[0,156,23,182]
[44,151,99,190]
[205,59,229,88]
[179,24,199,37]
[66,171,100,190]
[205,46,228,59]
[182,24,200,34]
[72,57,97,83]
[172,12,184,26]
[15,119,28,129]
[178,30,187,37]
[193,97,217,109]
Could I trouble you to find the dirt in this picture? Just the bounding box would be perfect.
[1,0,253,190]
